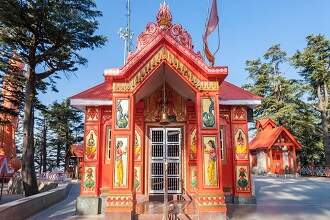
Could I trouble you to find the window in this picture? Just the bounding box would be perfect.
[220,127,225,161]
[106,126,111,162]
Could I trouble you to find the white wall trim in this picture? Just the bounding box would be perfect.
[70,98,112,107]
[219,99,261,106]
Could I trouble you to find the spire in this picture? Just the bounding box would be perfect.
[156,1,172,28]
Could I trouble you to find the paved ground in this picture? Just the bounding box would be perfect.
[28,176,330,220]
[0,183,24,205]
[28,183,80,220]
[228,176,330,220]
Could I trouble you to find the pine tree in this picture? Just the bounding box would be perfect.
[244,44,324,165]
[291,34,330,165]
[0,0,106,195]
[47,100,83,171]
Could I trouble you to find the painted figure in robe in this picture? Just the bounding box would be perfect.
[115,140,126,186]
[205,139,217,186]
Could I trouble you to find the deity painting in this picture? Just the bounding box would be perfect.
[201,97,216,128]
[134,166,142,193]
[189,128,197,160]
[116,99,129,129]
[203,136,218,187]
[134,131,142,161]
[114,137,128,188]
[236,165,250,192]
[190,166,197,190]
[85,130,97,161]
[83,166,96,192]
[234,128,248,160]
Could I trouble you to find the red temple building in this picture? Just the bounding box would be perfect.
[0,54,23,173]
[249,118,301,175]
[70,3,261,219]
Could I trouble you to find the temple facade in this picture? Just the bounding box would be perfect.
[70,4,261,219]
[249,118,301,175]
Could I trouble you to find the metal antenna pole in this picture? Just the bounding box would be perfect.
[119,0,134,64]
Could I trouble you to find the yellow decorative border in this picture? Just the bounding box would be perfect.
[113,47,219,92]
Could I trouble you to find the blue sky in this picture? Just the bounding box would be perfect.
[39,0,330,105]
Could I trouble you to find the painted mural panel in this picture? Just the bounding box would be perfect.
[232,107,246,121]
[85,129,97,161]
[83,166,96,192]
[115,99,129,129]
[114,137,128,188]
[234,128,248,160]
[134,130,142,161]
[134,165,142,193]
[203,136,218,187]
[236,165,250,192]
[190,166,198,191]
[189,128,197,160]
[201,97,216,128]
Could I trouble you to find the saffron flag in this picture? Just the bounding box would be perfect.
[203,0,219,66]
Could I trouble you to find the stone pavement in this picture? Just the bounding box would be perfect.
[0,183,24,205]
[228,176,330,220]
[27,176,330,220]
[27,182,80,220]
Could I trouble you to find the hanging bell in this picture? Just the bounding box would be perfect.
[160,107,170,124]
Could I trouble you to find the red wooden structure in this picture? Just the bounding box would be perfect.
[0,54,23,173]
[250,118,302,175]
[70,3,261,218]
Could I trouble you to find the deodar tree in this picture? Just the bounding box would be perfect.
[0,0,106,196]
[292,35,330,165]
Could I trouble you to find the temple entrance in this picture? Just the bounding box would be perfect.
[149,127,182,194]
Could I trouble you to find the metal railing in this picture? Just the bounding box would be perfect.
[300,166,330,177]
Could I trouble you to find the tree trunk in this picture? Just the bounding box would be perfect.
[321,111,330,165]
[64,128,70,172]
[21,68,38,196]
[56,142,61,167]
[318,83,330,165]
[41,118,47,172]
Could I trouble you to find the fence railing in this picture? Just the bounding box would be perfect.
[37,171,67,182]
[300,166,330,177]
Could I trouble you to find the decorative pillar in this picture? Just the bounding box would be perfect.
[186,100,197,194]
[231,106,255,204]
[77,106,102,215]
[195,91,226,217]
[105,93,136,219]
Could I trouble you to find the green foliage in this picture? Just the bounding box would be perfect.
[34,100,83,171]
[244,44,324,165]
[0,0,106,195]
[291,34,330,165]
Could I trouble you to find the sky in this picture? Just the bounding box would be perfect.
[39,0,330,105]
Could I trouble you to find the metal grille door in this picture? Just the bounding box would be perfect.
[150,128,181,194]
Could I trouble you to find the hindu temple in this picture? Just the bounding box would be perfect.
[70,3,261,219]
[250,118,301,175]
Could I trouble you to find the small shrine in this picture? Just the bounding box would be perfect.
[70,3,261,219]
[249,118,301,175]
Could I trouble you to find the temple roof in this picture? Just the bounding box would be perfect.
[70,3,261,109]
[70,80,262,109]
[219,81,262,106]
[250,118,302,151]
